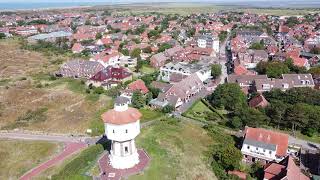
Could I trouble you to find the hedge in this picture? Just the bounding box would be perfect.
[52,144,104,180]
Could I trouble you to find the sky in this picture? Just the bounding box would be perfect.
[0,0,315,2]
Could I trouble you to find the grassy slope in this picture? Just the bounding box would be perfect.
[139,108,164,123]
[0,140,61,179]
[129,119,217,180]
[0,38,112,134]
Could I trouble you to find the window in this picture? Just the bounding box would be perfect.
[269,151,272,154]
[125,147,128,153]
[263,149,266,152]
[113,129,115,133]
[247,145,250,149]
[125,129,128,133]
[256,147,258,151]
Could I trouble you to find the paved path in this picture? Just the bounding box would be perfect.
[289,135,320,150]
[20,142,87,180]
[98,149,150,180]
[0,131,99,145]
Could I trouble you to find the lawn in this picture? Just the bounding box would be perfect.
[0,140,61,180]
[140,64,156,74]
[129,119,216,180]
[183,100,223,122]
[139,108,165,123]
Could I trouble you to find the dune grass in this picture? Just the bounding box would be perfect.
[0,140,61,180]
[129,118,216,180]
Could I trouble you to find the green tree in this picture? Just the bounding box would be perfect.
[310,47,320,54]
[266,62,290,78]
[0,33,6,39]
[162,105,174,113]
[130,48,141,59]
[209,83,247,111]
[158,43,172,53]
[131,91,145,109]
[218,31,228,42]
[148,30,160,38]
[212,143,242,170]
[284,104,308,134]
[230,116,242,129]
[145,92,153,104]
[211,64,222,78]
[120,48,129,56]
[143,46,152,53]
[249,42,265,50]
[149,87,161,98]
[266,100,288,128]
[95,32,102,40]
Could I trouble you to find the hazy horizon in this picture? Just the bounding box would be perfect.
[1,0,320,10]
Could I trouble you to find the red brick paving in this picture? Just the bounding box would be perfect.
[20,142,86,180]
[98,149,150,180]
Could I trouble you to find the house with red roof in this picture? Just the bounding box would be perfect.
[91,51,121,67]
[264,156,310,180]
[291,56,310,70]
[127,79,149,94]
[87,66,132,89]
[72,43,84,53]
[241,127,289,164]
[96,37,113,46]
[120,79,149,103]
[249,94,269,108]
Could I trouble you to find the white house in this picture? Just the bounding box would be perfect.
[241,127,289,164]
[197,34,220,54]
[160,62,211,82]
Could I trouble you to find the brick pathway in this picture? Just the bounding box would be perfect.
[98,149,150,180]
[20,142,87,180]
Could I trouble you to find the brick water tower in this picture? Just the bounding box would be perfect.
[101,97,141,169]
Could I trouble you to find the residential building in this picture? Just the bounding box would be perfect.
[263,156,309,180]
[55,59,104,79]
[150,53,168,68]
[241,127,289,164]
[87,66,132,89]
[255,74,315,93]
[160,62,211,82]
[27,31,72,43]
[197,34,220,54]
[150,73,204,109]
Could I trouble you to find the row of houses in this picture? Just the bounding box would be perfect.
[228,74,315,94]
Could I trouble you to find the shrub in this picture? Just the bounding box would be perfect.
[302,127,316,137]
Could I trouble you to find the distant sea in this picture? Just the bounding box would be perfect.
[0,2,112,11]
[1,1,320,11]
